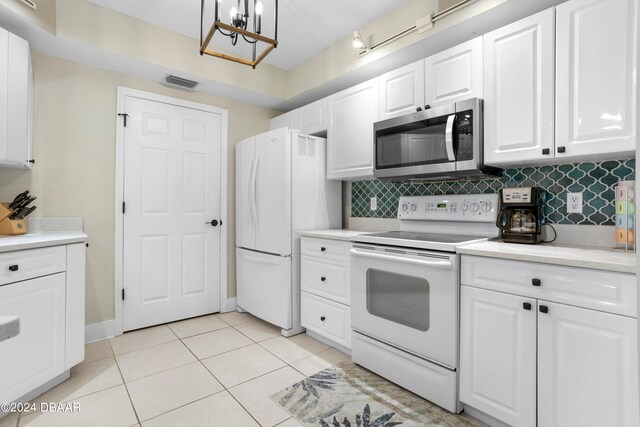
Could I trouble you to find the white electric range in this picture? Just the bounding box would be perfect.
[350,193,499,413]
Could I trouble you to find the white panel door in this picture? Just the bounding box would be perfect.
[123,96,222,331]
[298,98,327,135]
[556,0,637,158]
[538,301,639,427]
[379,60,425,120]
[483,8,555,165]
[460,286,536,427]
[254,128,292,255]
[327,77,379,180]
[425,37,483,107]
[270,110,299,131]
[235,136,256,251]
[0,274,66,405]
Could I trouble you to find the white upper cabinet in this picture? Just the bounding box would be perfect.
[424,37,483,107]
[0,28,32,169]
[483,8,555,166]
[379,60,425,120]
[270,109,299,131]
[298,98,328,135]
[555,0,637,158]
[327,78,379,180]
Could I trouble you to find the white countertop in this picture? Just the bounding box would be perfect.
[298,229,372,241]
[458,240,636,274]
[0,231,88,253]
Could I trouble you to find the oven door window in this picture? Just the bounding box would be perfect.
[365,269,430,331]
[375,115,456,169]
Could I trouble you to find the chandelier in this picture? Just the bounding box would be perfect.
[200,0,279,68]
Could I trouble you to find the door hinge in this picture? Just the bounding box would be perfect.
[118,113,129,127]
[122,202,126,214]
[122,289,125,300]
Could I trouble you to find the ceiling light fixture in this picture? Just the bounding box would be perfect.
[353,0,477,57]
[200,0,278,69]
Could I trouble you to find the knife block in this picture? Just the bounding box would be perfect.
[0,203,27,235]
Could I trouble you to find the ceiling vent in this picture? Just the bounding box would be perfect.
[163,74,199,90]
[18,0,37,9]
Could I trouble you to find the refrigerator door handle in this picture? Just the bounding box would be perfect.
[253,155,260,232]
[247,158,256,226]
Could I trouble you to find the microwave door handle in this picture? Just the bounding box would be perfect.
[445,114,456,161]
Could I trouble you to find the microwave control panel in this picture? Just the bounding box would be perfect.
[397,194,499,223]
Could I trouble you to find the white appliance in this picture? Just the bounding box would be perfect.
[350,193,499,413]
[236,128,341,336]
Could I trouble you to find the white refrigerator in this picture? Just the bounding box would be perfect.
[236,128,341,336]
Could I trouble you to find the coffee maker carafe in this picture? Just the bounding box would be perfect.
[496,187,544,244]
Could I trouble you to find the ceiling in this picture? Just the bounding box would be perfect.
[87,0,410,70]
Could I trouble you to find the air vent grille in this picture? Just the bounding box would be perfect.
[163,75,199,89]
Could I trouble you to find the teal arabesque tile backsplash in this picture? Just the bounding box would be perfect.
[351,159,635,225]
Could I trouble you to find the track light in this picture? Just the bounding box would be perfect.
[352,30,367,50]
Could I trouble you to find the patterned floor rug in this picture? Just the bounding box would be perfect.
[270,362,486,426]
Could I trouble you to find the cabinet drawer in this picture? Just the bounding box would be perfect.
[0,246,67,286]
[301,237,351,262]
[301,292,351,348]
[461,255,637,317]
[301,256,350,305]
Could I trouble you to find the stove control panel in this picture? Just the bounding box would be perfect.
[397,194,499,222]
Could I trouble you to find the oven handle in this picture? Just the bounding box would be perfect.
[350,248,454,269]
[444,114,456,161]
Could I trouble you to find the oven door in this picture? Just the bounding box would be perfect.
[350,245,458,369]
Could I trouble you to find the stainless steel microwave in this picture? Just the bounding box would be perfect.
[373,98,502,181]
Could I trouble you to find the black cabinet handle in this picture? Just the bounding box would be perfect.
[425,105,431,110]
[557,146,566,153]
[8,265,18,272]
[542,148,550,155]
[523,302,532,310]
[539,305,549,314]
[320,247,326,252]
[416,107,422,112]
[320,316,326,322]
[532,278,541,287]
[320,276,326,282]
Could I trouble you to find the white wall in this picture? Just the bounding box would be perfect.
[0,53,277,324]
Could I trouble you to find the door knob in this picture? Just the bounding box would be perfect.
[205,220,219,227]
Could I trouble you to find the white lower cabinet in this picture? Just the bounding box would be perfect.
[300,236,351,349]
[460,255,639,427]
[0,243,86,406]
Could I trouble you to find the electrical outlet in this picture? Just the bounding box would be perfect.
[566,192,583,214]
[370,197,377,211]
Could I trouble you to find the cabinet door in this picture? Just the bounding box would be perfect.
[0,273,66,405]
[298,98,327,135]
[538,301,639,427]
[327,78,378,180]
[460,286,536,427]
[483,8,555,166]
[555,0,637,158]
[424,37,483,107]
[270,110,299,131]
[379,60,425,120]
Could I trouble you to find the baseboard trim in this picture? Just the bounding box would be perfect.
[222,297,237,313]
[85,319,116,343]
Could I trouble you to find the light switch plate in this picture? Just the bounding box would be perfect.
[370,197,377,211]
[567,192,583,214]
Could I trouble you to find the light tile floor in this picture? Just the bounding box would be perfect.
[4,312,352,427]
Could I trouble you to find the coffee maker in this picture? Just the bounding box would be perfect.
[496,187,544,244]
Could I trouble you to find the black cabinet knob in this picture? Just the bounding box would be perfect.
[523,302,532,310]
[320,276,326,282]
[557,146,566,153]
[8,264,18,272]
[425,105,431,110]
[539,305,549,314]
[542,148,550,155]
[416,107,423,112]
[320,247,326,252]
[320,316,326,322]
[532,278,541,287]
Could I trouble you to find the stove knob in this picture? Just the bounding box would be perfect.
[410,203,417,212]
[401,203,409,212]
[470,202,480,213]
[461,203,469,212]
[482,202,492,212]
